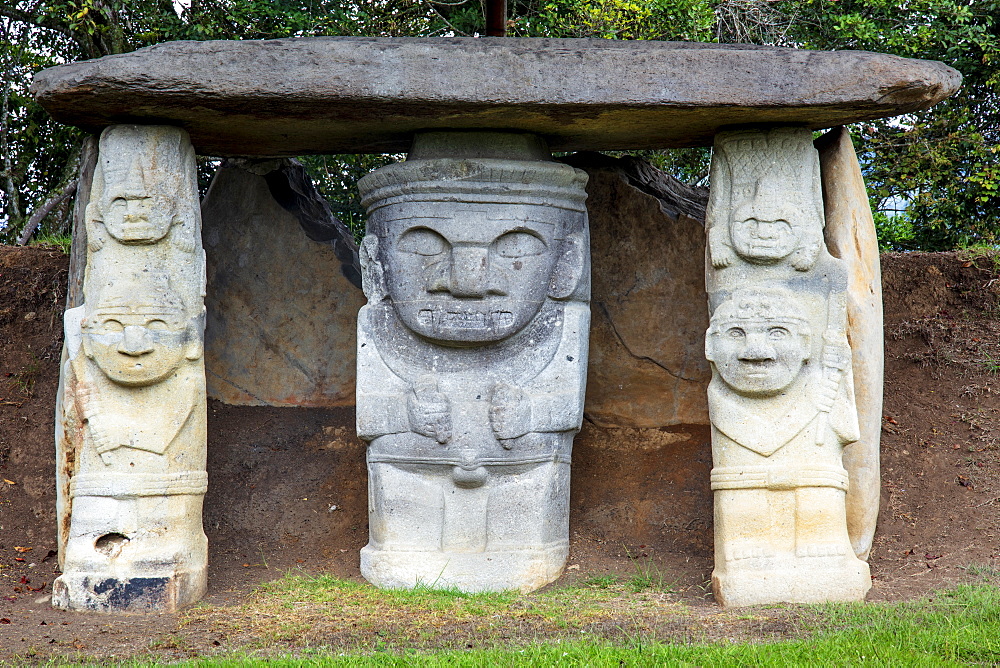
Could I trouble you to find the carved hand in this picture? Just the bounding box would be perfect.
[709,228,735,269]
[813,375,841,414]
[407,375,452,444]
[489,382,532,448]
[77,385,129,464]
[170,218,197,253]
[822,342,852,372]
[789,245,819,272]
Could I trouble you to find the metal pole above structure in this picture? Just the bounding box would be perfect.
[485,0,507,36]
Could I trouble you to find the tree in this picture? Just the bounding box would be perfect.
[0,0,447,243]
[777,0,1000,250]
[2,1,996,249]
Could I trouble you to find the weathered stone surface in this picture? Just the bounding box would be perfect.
[31,37,961,156]
[201,161,364,407]
[705,127,871,607]
[356,132,589,592]
[54,125,208,613]
[817,127,883,561]
[571,153,710,428]
[66,135,97,310]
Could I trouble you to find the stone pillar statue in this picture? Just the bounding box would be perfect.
[705,127,871,606]
[355,132,590,592]
[53,125,207,612]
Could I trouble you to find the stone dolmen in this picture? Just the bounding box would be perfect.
[30,37,960,611]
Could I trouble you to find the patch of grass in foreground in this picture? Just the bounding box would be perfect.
[252,572,522,614]
[179,582,1000,666]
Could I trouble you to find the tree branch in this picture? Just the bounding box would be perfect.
[17,179,78,246]
[0,6,90,56]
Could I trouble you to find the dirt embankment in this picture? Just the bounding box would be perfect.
[2,246,1000,659]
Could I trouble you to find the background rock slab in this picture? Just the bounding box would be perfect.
[574,153,711,428]
[31,37,961,156]
[202,163,365,407]
[817,126,884,561]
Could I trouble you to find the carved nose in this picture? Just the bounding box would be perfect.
[448,246,489,298]
[123,198,150,220]
[119,326,154,356]
[755,223,779,239]
[738,334,775,361]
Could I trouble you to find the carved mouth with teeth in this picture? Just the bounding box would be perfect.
[741,360,776,376]
[418,309,515,330]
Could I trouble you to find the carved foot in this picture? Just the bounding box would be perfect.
[795,542,848,558]
[724,541,775,561]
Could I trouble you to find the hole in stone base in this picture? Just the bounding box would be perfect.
[94,533,129,558]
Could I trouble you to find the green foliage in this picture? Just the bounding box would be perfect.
[873,211,917,251]
[0,16,83,242]
[778,0,1000,250]
[30,231,73,253]
[1,1,997,250]
[527,0,715,41]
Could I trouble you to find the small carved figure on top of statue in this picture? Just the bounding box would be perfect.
[85,124,200,252]
[704,127,872,607]
[53,125,207,613]
[355,132,590,593]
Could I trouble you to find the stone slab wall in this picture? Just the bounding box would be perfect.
[201,163,365,407]
[577,154,711,428]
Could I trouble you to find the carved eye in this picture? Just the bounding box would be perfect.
[100,319,124,333]
[768,327,790,340]
[398,228,447,256]
[726,327,746,339]
[494,231,545,258]
[146,319,168,331]
[108,198,128,212]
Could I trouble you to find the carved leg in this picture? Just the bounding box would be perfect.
[52,125,207,613]
[714,488,780,563]
[366,463,446,553]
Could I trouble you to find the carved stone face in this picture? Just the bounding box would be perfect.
[708,313,810,398]
[378,201,563,345]
[83,308,191,387]
[729,199,804,264]
[98,157,176,244]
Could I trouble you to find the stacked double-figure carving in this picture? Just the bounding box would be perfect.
[705,127,872,606]
[53,126,208,612]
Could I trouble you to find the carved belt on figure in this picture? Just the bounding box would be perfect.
[367,453,572,468]
[69,471,209,498]
[710,465,849,492]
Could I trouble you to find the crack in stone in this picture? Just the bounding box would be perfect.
[597,301,701,383]
[206,367,268,405]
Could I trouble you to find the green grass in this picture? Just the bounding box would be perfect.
[170,581,1000,666]
[254,572,521,615]
[29,232,72,254]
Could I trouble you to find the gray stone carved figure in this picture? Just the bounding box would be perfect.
[54,125,207,612]
[355,132,590,592]
[704,127,871,607]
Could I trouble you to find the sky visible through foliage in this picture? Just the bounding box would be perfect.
[0,0,997,250]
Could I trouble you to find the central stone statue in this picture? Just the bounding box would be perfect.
[355,132,590,592]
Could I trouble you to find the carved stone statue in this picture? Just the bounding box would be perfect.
[53,125,207,612]
[705,127,871,606]
[355,132,590,592]
[85,124,200,251]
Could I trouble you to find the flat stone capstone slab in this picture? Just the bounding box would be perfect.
[31,37,961,156]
